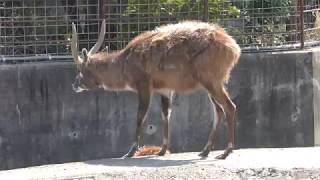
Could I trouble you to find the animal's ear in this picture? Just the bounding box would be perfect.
[81,48,89,63]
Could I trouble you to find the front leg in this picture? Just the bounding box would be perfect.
[123,81,151,158]
[157,93,173,156]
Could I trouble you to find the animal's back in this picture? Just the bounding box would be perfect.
[123,21,241,91]
[131,21,238,49]
[156,21,241,83]
[126,21,240,64]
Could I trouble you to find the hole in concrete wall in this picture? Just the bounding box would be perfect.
[145,124,157,135]
[68,131,80,139]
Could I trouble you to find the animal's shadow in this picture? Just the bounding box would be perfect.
[85,154,220,168]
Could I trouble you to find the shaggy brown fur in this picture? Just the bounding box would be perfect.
[71,20,241,159]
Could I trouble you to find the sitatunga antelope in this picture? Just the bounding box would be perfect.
[71,20,241,159]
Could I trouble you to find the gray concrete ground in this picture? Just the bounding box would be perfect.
[1,147,320,180]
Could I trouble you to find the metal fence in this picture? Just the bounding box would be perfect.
[1,0,320,60]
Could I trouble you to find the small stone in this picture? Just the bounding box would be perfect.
[261,168,271,177]
[245,169,256,176]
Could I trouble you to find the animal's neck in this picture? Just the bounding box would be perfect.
[93,52,128,90]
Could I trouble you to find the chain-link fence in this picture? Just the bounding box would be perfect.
[0,0,103,60]
[1,0,320,61]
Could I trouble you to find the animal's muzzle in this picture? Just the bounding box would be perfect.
[72,83,86,93]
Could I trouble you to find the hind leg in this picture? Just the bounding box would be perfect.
[211,86,236,159]
[199,95,225,157]
[157,92,173,156]
[201,82,236,159]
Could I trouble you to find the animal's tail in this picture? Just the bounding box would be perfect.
[134,146,170,157]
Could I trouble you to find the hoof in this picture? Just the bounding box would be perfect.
[215,153,227,160]
[121,153,133,159]
[157,150,166,156]
[215,148,233,160]
[122,150,136,158]
[198,150,209,157]
[122,143,138,158]
[157,145,168,156]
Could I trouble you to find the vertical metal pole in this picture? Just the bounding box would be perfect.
[299,0,304,49]
[203,0,209,22]
[99,0,106,48]
[99,0,106,20]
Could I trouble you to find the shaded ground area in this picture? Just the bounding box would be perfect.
[1,147,320,179]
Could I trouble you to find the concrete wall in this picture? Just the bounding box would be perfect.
[313,50,320,146]
[171,49,318,151]
[0,49,319,170]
